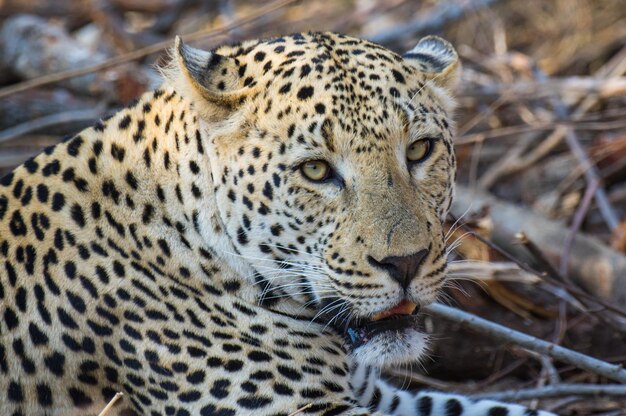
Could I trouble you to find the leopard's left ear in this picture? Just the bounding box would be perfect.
[166,37,252,119]
[403,36,460,89]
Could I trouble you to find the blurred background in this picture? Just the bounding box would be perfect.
[1,0,625,414]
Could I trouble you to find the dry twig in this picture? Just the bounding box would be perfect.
[0,108,105,144]
[425,303,626,383]
[367,0,504,44]
[0,0,297,99]
[97,392,124,416]
[453,185,626,307]
[470,384,626,401]
[288,404,314,416]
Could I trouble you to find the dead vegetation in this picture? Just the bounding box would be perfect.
[0,0,625,414]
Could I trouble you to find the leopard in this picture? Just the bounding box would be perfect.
[0,32,555,416]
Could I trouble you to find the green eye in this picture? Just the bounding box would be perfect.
[300,160,331,181]
[407,138,434,163]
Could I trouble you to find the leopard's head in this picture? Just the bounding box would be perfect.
[169,32,459,368]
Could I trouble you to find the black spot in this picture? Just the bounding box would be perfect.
[42,160,60,176]
[157,239,171,257]
[210,379,231,399]
[191,183,202,198]
[67,135,84,156]
[16,287,27,311]
[9,210,27,236]
[270,224,283,237]
[248,350,272,362]
[301,388,325,399]
[200,405,235,416]
[254,51,266,62]
[237,227,248,245]
[488,407,510,416]
[186,370,205,385]
[392,69,405,83]
[4,308,18,329]
[300,64,311,77]
[314,103,326,114]
[69,387,93,407]
[0,172,14,186]
[189,160,200,174]
[237,395,272,409]
[58,308,79,329]
[0,195,7,220]
[118,115,132,130]
[142,204,155,224]
[7,381,23,402]
[276,365,302,381]
[70,204,86,228]
[274,383,293,395]
[44,351,65,376]
[91,202,101,219]
[278,83,292,94]
[262,181,273,200]
[87,319,113,336]
[29,322,49,346]
[223,359,243,372]
[417,394,433,415]
[51,193,65,211]
[93,140,104,156]
[36,384,53,407]
[112,260,125,277]
[36,184,49,203]
[223,280,240,292]
[125,171,139,190]
[297,86,314,100]
[11,180,23,199]
[23,157,39,173]
[445,398,462,416]
[111,144,125,162]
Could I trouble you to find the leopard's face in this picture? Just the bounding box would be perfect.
[171,32,459,367]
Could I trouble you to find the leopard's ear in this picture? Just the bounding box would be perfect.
[403,36,460,89]
[167,37,252,119]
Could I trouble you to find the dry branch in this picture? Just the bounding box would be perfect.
[452,185,626,305]
[0,0,297,99]
[425,303,626,383]
[97,392,123,416]
[459,76,626,101]
[0,0,88,17]
[367,0,504,44]
[0,15,148,99]
[0,88,98,130]
[470,384,626,401]
[0,107,104,144]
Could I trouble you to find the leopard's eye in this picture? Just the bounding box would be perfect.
[407,138,434,163]
[300,160,331,181]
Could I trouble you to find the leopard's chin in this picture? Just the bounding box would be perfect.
[341,306,428,368]
[347,325,429,369]
[315,297,429,368]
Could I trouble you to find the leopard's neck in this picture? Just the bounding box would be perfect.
[72,86,316,319]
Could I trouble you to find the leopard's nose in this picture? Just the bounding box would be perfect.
[367,249,429,289]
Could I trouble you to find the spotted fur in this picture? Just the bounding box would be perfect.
[0,32,554,415]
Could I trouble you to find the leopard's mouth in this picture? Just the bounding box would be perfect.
[343,300,422,349]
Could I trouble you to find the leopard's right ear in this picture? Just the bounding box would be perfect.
[165,37,252,119]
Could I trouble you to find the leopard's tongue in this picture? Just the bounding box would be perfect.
[371,299,417,321]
